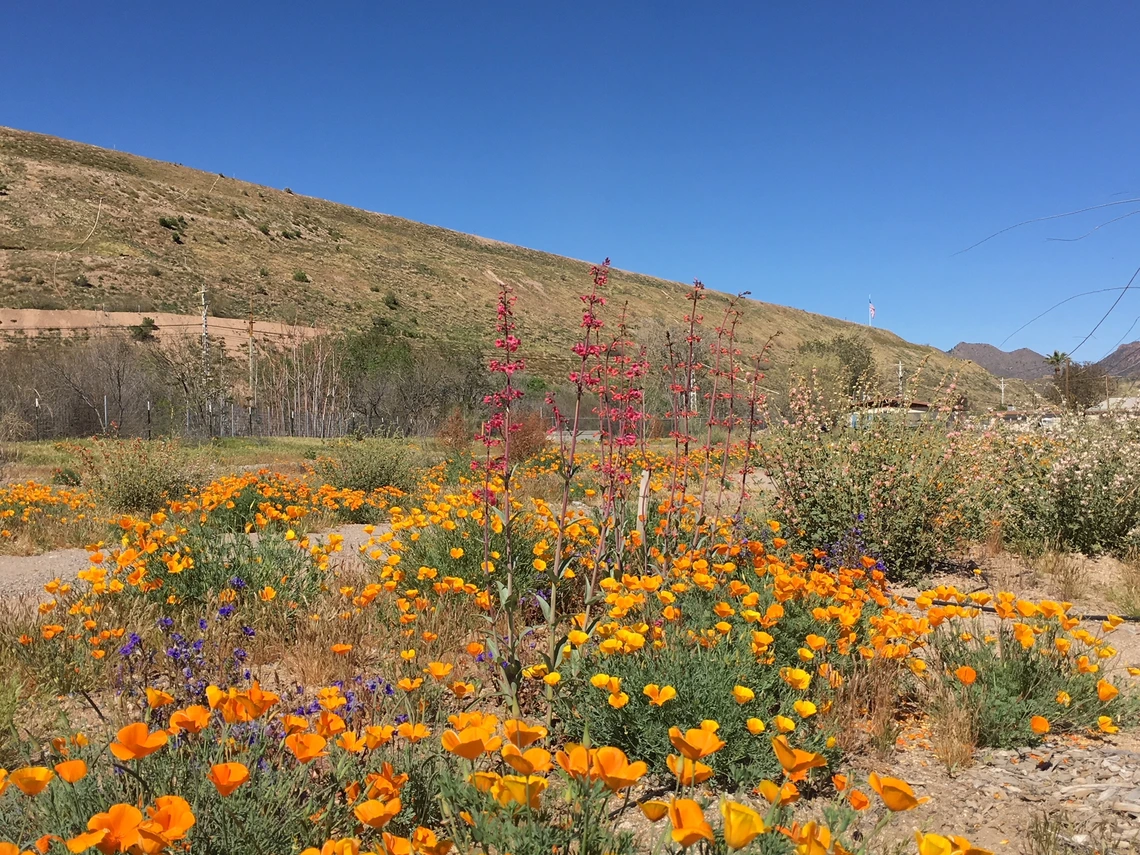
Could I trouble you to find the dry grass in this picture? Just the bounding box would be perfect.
[1110,548,1140,617]
[824,658,907,759]
[926,681,978,775]
[1021,808,1122,855]
[1034,548,1087,602]
[0,125,1024,409]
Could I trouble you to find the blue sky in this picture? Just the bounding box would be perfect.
[5,1,1140,359]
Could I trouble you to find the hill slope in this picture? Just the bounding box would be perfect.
[1097,341,1140,379]
[947,342,1050,381]
[0,126,1021,409]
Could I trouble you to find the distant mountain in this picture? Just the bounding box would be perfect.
[947,343,1051,381]
[1096,341,1140,379]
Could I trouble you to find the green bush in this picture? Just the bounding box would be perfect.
[314,438,422,494]
[68,438,195,513]
[760,387,991,583]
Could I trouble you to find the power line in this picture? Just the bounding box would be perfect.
[955,197,1140,255]
[1068,265,1140,360]
[999,287,1132,348]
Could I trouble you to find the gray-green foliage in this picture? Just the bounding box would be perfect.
[314,437,423,494]
[72,438,196,513]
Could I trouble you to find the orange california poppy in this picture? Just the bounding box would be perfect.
[54,759,88,784]
[667,798,714,848]
[354,797,402,829]
[867,772,928,811]
[721,800,767,850]
[9,766,54,796]
[286,732,328,763]
[208,762,250,796]
[668,726,726,760]
[110,723,168,762]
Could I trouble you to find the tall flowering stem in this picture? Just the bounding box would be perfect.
[661,280,706,558]
[593,303,650,571]
[542,259,608,724]
[476,284,526,713]
[700,293,748,526]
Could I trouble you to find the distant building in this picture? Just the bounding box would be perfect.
[849,399,932,429]
[987,410,1061,430]
[1085,397,1140,416]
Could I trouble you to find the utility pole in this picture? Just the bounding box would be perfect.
[1000,378,1005,408]
[897,361,903,400]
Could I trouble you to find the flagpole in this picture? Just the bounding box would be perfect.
[868,295,872,327]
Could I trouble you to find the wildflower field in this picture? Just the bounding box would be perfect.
[1,265,1138,855]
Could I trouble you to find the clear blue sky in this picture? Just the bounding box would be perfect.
[5,1,1140,359]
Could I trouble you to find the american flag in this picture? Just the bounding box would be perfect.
[868,298,876,320]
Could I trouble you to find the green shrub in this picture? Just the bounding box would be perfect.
[314,438,421,494]
[68,438,195,513]
[50,467,81,487]
[293,269,310,282]
[760,387,991,582]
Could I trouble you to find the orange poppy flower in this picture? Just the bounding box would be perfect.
[667,798,713,848]
[503,719,546,748]
[9,766,53,796]
[338,732,367,754]
[493,774,547,810]
[954,666,976,686]
[1030,716,1050,735]
[591,746,646,792]
[139,795,196,848]
[555,744,594,781]
[69,803,143,854]
[169,706,211,735]
[208,762,250,797]
[501,744,553,775]
[867,772,928,811]
[848,789,870,810]
[354,796,402,829]
[668,725,726,760]
[365,724,395,749]
[643,684,677,706]
[397,722,430,743]
[145,688,175,709]
[756,779,800,806]
[1097,679,1119,703]
[110,723,169,762]
[54,759,88,784]
[409,827,452,855]
[639,800,669,821]
[424,662,453,681]
[721,800,767,850]
[286,732,328,763]
[771,736,827,781]
[666,754,714,786]
[274,715,309,737]
[365,763,409,799]
[441,726,502,760]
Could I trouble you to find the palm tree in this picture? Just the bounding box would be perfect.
[1045,350,1068,381]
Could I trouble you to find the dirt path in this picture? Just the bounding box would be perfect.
[0,547,89,598]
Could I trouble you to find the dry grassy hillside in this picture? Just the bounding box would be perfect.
[0,126,1024,408]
